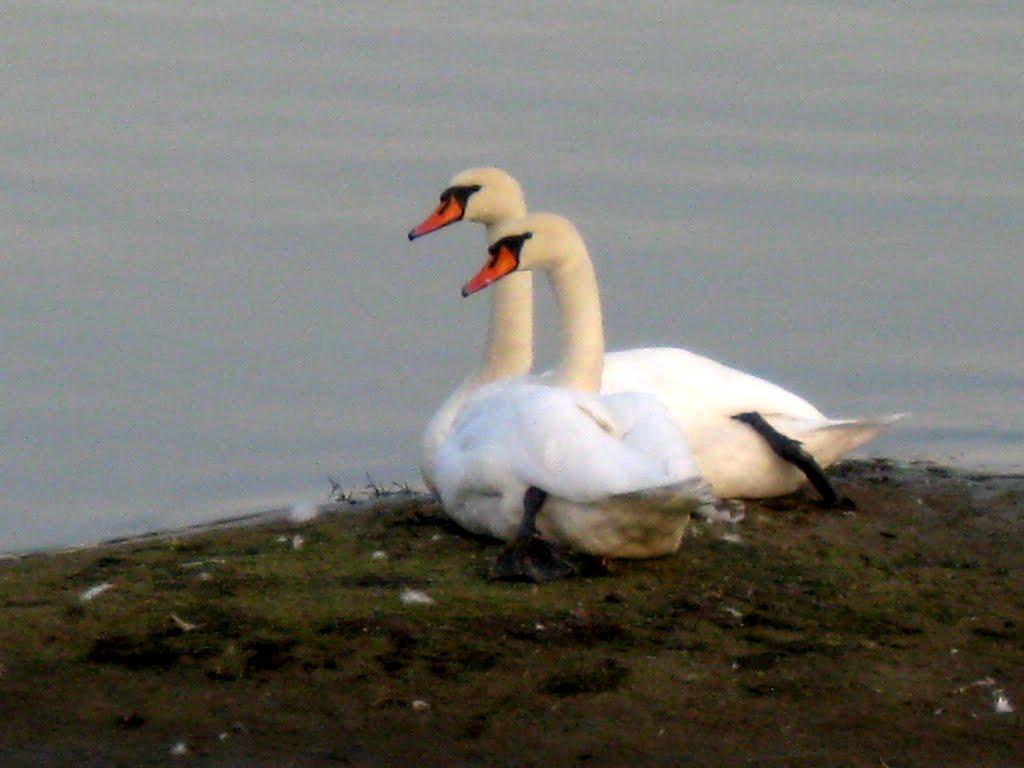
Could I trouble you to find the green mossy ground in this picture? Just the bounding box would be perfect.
[1,460,1022,766]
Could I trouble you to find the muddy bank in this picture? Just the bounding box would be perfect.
[1,459,1022,767]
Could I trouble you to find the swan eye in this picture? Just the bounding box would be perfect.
[488,231,533,257]
[440,184,482,207]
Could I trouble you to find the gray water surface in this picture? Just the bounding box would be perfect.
[3,2,1022,552]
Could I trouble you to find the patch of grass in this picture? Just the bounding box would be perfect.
[0,464,1023,767]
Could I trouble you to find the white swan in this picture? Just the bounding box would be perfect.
[435,214,708,573]
[408,169,532,493]
[410,168,902,501]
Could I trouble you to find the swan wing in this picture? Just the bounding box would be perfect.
[601,347,825,424]
[436,384,700,507]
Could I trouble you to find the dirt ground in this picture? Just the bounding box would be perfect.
[1,459,1022,767]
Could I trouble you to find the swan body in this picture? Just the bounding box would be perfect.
[597,348,901,497]
[437,382,706,556]
[434,214,708,557]
[411,168,901,499]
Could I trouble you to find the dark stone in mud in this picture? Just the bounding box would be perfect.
[115,711,145,730]
[972,621,1018,641]
[376,627,418,674]
[540,658,629,695]
[88,631,187,670]
[734,650,783,670]
[507,613,631,646]
[241,635,297,672]
[335,573,428,589]
[426,646,499,679]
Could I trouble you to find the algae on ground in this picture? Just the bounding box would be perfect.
[1,460,1022,767]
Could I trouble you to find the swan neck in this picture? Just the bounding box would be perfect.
[479,272,532,380]
[477,220,532,382]
[549,251,603,392]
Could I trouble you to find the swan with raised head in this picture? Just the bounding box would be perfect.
[410,168,902,503]
[435,214,709,579]
[408,168,532,493]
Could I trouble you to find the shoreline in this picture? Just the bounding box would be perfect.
[1,458,1021,766]
[7,457,1020,562]
[1,483,429,562]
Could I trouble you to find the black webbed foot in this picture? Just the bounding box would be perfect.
[492,486,575,582]
[493,535,575,582]
[819,495,857,512]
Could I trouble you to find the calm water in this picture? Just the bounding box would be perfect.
[3,2,1022,552]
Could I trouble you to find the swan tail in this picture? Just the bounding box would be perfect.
[588,478,712,558]
[798,413,906,467]
[607,477,714,514]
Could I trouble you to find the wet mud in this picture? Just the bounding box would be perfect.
[1,459,1022,766]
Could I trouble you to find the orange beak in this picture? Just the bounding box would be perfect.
[462,244,520,297]
[407,197,465,240]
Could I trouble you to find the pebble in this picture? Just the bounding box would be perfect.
[79,582,113,602]
[400,589,435,606]
[170,613,202,632]
[181,558,225,569]
[993,689,1015,714]
[411,699,431,712]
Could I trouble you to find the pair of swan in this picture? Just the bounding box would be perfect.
[409,168,900,578]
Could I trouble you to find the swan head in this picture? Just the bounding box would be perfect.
[462,213,585,296]
[407,167,526,240]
